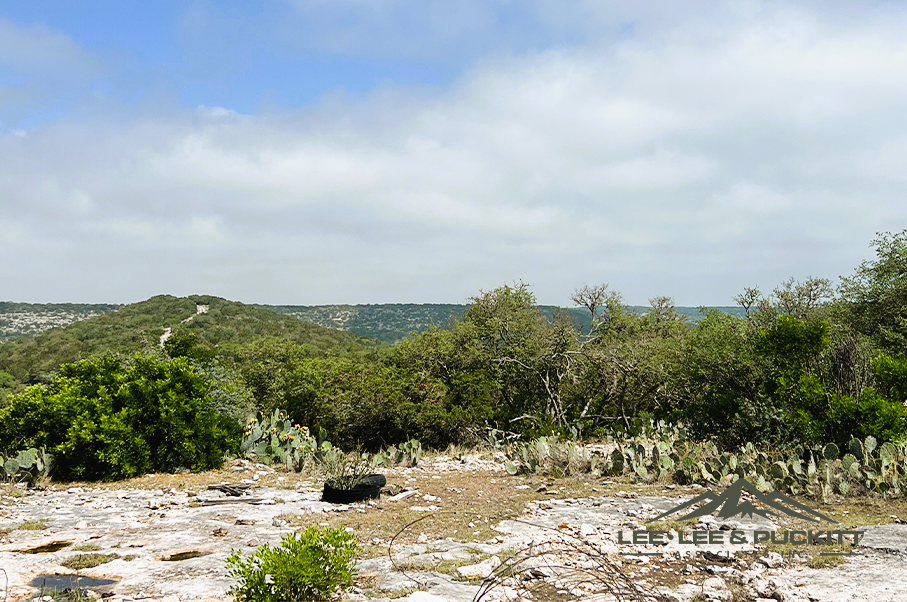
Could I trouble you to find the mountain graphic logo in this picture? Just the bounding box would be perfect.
[647,478,837,524]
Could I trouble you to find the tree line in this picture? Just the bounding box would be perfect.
[2,230,907,480]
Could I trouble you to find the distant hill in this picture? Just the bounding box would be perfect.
[1,300,747,347]
[0,302,122,342]
[262,304,747,342]
[0,295,377,383]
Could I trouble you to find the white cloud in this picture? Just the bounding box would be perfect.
[0,17,97,73]
[3,4,907,305]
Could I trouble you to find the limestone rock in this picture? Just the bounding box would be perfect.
[456,556,502,579]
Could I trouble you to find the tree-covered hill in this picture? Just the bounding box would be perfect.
[262,303,746,342]
[0,295,378,384]
[2,300,745,345]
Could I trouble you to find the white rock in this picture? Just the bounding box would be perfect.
[456,555,502,579]
[702,576,726,590]
[387,490,420,502]
[579,523,596,537]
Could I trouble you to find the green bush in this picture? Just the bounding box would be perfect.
[826,388,907,447]
[0,354,240,481]
[873,354,907,404]
[226,527,358,602]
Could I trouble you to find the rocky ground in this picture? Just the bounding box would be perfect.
[2,455,906,602]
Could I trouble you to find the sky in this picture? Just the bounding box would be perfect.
[2,1,907,307]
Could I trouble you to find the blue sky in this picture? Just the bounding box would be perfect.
[3,1,907,306]
[2,1,604,125]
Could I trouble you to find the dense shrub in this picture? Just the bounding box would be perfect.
[825,388,907,447]
[872,354,907,404]
[0,354,240,481]
[226,526,358,602]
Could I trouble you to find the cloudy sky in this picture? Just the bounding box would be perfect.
[2,1,906,306]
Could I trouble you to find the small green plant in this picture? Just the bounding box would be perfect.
[226,526,358,602]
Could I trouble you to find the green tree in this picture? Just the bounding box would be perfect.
[569,292,687,434]
[670,310,777,446]
[840,230,907,354]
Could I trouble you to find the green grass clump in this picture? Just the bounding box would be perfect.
[807,554,848,568]
[72,543,102,551]
[18,519,49,530]
[61,553,120,570]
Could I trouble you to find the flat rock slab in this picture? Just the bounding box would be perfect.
[785,551,907,602]
[857,524,907,554]
[0,486,344,601]
[3,485,907,602]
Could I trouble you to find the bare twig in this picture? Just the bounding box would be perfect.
[387,512,669,602]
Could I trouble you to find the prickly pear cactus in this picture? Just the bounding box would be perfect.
[240,409,322,471]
